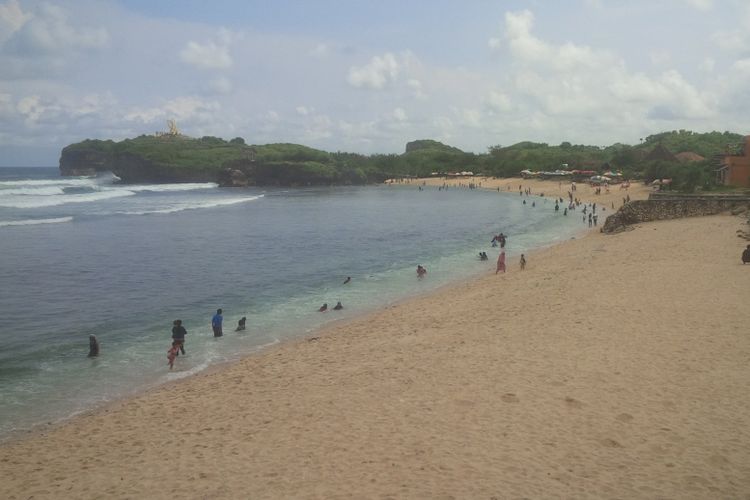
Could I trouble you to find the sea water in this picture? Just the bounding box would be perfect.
[0,167,585,439]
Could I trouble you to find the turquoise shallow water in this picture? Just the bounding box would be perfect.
[0,168,586,439]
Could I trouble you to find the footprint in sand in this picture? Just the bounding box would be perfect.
[564,397,583,408]
[601,438,623,448]
[501,393,519,403]
[616,413,634,422]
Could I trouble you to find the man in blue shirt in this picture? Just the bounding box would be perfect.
[212,308,223,337]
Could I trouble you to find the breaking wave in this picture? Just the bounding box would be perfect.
[116,195,264,215]
[0,189,136,209]
[115,183,218,193]
[0,187,66,196]
[0,217,73,227]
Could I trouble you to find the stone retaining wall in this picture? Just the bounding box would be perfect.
[602,195,750,234]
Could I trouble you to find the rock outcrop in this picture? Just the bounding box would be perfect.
[603,194,750,234]
[59,148,112,177]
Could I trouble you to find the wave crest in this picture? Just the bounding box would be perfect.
[0,217,73,227]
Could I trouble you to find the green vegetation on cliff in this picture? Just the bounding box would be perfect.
[60,130,746,191]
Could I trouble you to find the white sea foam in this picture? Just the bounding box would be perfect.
[115,182,218,193]
[0,178,98,188]
[0,189,135,208]
[0,186,66,196]
[116,194,263,215]
[0,216,73,227]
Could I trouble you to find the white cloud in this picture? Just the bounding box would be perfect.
[7,3,108,54]
[208,77,233,94]
[347,52,400,89]
[407,78,426,99]
[650,50,671,66]
[180,34,233,69]
[485,90,511,112]
[296,106,313,116]
[684,0,713,10]
[303,114,333,141]
[310,43,328,57]
[699,57,715,72]
[392,107,407,121]
[494,9,715,122]
[711,30,748,52]
[459,108,481,128]
[17,95,44,122]
[0,0,31,43]
[125,96,219,125]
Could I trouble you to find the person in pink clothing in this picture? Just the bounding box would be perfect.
[496,251,506,274]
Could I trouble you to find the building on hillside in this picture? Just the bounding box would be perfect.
[715,136,750,188]
[675,151,705,163]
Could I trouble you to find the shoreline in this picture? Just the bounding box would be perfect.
[0,179,644,443]
[0,177,621,445]
[5,184,749,498]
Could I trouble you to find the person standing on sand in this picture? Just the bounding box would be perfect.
[496,251,506,274]
[520,254,526,270]
[171,320,187,355]
[212,308,223,337]
[743,244,750,264]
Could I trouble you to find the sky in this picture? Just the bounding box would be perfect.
[1,0,749,166]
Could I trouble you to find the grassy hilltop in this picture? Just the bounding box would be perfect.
[60,130,745,190]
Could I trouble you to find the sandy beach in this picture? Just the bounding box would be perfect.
[408,175,654,212]
[1,184,749,498]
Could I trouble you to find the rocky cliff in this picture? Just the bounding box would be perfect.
[59,138,381,186]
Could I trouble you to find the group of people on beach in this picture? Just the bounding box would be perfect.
[318,276,352,312]
[487,229,529,275]
[318,302,344,312]
[165,309,249,369]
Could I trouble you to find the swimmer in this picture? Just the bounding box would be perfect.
[343,277,351,284]
[235,317,246,331]
[333,301,343,310]
[416,265,427,278]
[88,334,99,357]
[318,303,328,312]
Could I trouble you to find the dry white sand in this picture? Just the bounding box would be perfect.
[1,206,748,499]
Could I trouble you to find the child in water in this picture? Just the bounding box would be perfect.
[167,344,179,370]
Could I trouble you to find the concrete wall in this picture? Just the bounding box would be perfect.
[602,194,750,233]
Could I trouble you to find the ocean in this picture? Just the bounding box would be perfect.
[0,167,584,440]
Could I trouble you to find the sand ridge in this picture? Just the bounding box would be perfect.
[0,209,748,498]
